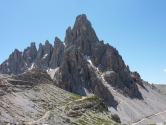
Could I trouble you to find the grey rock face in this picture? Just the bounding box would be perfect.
[0,42,38,74]
[89,67,118,105]
[0,49,23,74]
[49,37,64,69]
[23,42,37,66]
[54,46,90,94]
[40,40,53,68]
[22,42,37,70]
[36,40,53,69]
[65,14,99,56]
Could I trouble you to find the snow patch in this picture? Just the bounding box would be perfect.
[101,74,106,82]
[84,55,93,66]
[43,54,48,59]
[47,68,51,72]
[47,68,59,72]
[6,62,9,66]
[47,67,60,79]
[63,42,66,47]
[28,63,34,70]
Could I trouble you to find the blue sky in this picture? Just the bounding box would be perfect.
[0,0,166,84]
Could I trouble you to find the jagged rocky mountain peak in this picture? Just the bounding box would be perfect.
[45,39,50,44]
[39,43,43,47]
[30,42,36,47]
[13,48,20,53]
[65,14,99,50]
[73,14,91,29]
[55,37,62,44]
[0,14,143,105]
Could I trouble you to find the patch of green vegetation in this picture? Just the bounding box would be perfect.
[48,113,54,120]
[83,96,102,102]
[11,93,16,97]
[78,119,89,125]
[71,112,114,125]
[91,116,112,125]
[70,122,79,125]
[50,97,57,103]
[70,94,82,101]
[65,105,70,111]
[149,124,156,125]
[42,105,49,110]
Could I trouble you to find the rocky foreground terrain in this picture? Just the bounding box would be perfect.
[0,14,166,125]
[0,70,120,125]
[0,68,166,125]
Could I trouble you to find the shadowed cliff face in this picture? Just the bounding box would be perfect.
[0,14,143,105]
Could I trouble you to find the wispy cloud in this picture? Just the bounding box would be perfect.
[164,69,166,72]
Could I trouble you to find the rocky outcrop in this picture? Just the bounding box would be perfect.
[131,71,143,86]
[65,96,108,117]
[111,114,121,123]
[10,68,53,86]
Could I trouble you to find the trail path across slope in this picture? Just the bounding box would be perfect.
[27,111,51,125]
[132,110,166,125]
[26,96,87,125]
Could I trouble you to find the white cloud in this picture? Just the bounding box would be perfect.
[164,69,166,72]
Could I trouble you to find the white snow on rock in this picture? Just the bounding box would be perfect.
[47,67,59,79]
[43,54,48,59]
[84,55,91,63]
[63,42,66,47]
[84,55,94,67]
[84,55,100,72]
[97,64,101,71]
[28,63,34,70]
